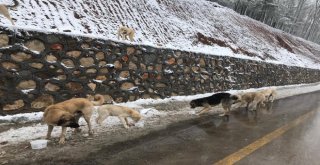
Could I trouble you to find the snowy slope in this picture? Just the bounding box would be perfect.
[1,0,320,69]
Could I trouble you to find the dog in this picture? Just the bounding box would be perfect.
[117,26,135,42]
[0,0,18,25]
[237,91,266,111]
[259,88,277,102]
[96,104,141,129]
[43,94,104,144]
[190,92,240,116]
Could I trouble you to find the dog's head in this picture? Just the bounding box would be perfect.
[131,111,142,122]
[190,100,199,108]
[57,113,80,128]
[230,94,241,104]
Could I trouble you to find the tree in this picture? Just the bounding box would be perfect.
[208,0,320,44]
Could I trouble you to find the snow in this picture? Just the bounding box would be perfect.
[0,0,320,69]
[1,82,320,147]
[21,89,34,94]
[0,112,43,123]
[1,0,320,148]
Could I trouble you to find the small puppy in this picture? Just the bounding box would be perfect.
[96,105,141,129]
[238,92,266,111]
[259,88,277,102]
[0,0,18,25]
[43,94,104,144]
[117,26,135,42]
[190,92,240,116]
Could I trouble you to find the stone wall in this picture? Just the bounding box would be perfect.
[0,27,320,115]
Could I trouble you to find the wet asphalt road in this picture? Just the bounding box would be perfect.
[70,91,320,164]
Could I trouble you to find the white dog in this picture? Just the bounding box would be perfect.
[259,87,277,102]
[117,26,135,42]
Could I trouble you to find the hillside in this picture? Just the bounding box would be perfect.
[1,0,320,69]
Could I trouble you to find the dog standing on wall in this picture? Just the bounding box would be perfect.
[117,26,135,42]
[0,0,18,25]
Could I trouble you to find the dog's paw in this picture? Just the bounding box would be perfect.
[223,115,229,122]
[88,131,94,136]
[73,128,81,134]
[128,123,135,127]
[58,139,65,144]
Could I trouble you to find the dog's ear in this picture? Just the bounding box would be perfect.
[57,116,66,126]
[231,95,240,100]
[57,114,70,126]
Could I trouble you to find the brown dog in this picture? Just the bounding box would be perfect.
[117,26,135,42]
[0,0,18,25]
[43,94,104,144]
[96,105,141,128]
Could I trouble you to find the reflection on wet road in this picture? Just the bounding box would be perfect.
[77,91,320,165]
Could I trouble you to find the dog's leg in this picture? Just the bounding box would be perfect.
[83,113,93,135]
[118,117,129,129]
[221,99,233,116]
[124,117,130,126]
[269,94,274,102]
[73,115,82,134]
[59,126,67,144]
[129,35,134,42]
[197,103,211,115]
[121,32,127,40]
[46,125,54,139]
[96,112,109,125]
[125,117,134,127]
[221,105,231,116]
[250,101,258,111]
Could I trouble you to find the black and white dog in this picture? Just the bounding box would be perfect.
[190,92,240,116]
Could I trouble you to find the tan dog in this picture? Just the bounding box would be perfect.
[259,88,277,102]
[43,94,104,144]
[0,0,18,25]
[96,105,141,128]
[117,26,135,42]
[238,92,266,111]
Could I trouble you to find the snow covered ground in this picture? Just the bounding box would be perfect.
[1,0,320,69]
[0,82,320,147]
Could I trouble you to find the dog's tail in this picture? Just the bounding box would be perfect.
[7,0,19,8]
[91,94,105,106]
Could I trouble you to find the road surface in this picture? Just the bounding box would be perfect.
[4,91,320,165]
[72,91,320,165]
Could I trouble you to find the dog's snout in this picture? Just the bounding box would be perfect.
[69,123,80,128]
[190,102,196,108]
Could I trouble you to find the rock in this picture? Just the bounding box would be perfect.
[17,80,36,90]
[11,52,32,62]
[61,59,75,68]
[24,39,45,53]
[0,34,9,47]
[66,51,81,58]
[80,57,94,67]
